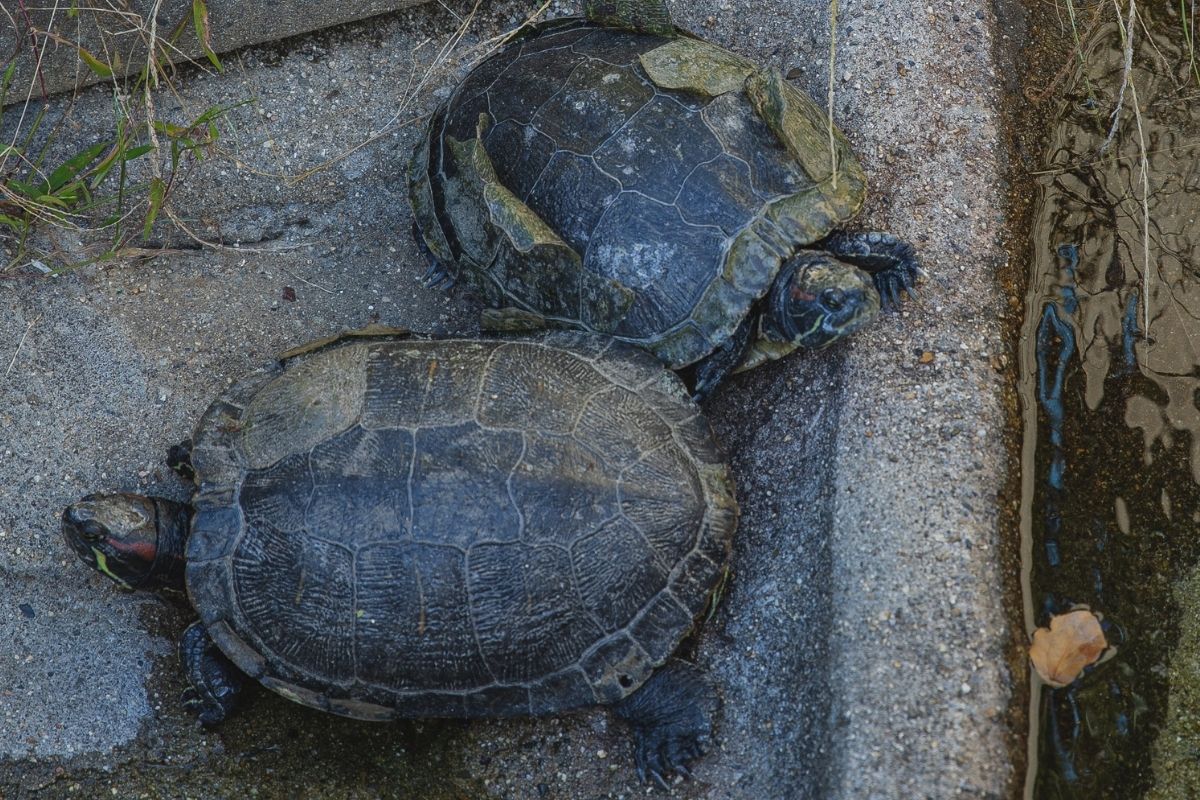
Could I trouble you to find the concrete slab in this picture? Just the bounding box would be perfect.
[3,0,428,101]
[0,1,1015,797]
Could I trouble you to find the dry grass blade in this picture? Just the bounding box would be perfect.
[1107,0,1153,335]
[4,316,37,378]
[1025,0,1109,103]
[827,0,839,189]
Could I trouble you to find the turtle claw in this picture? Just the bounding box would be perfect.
[872,257,921,312]
[614,660,718,789]
[421,262,457,290]
[413,220,457,290]
[633,729,701,790]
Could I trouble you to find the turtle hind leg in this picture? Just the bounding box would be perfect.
[179,621,247,727]
[166,439,194,482]
[818,231,923,310]
[613,660,719,788]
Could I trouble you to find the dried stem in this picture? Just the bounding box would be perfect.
[827,0,839,188]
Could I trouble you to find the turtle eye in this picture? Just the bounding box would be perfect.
[822,288,846,310]
[81,521,106,542]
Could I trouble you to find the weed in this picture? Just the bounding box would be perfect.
[0,0,236,272]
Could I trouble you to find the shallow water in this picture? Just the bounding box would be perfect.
[1018,2,1200,797]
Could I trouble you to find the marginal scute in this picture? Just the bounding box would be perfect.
[580,633,653,702]
[240,344,367,470]
[629,591,694,663]
[584,0,675,37]
[745,66,868,206]
[647,323,713,370]
[639,37,756,97]
[407,128,455,264]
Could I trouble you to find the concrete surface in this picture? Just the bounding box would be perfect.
[0,0,1015,797]
[3,0,427,101]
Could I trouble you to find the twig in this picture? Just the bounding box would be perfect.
[282,266,338,295]
[5,316,37,378]
[16,0,48,100]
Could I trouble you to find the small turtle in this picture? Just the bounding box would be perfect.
[409,0,921,399]
[62,330,737,786]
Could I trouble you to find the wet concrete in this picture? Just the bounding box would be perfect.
[0,1,1015,797]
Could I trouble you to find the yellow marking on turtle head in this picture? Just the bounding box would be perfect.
[92,548,133,590]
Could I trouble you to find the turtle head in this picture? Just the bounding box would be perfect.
[62,493,188,592]
[768,252,880,349]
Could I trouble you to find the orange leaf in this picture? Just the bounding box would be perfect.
[1029,609,1109,688]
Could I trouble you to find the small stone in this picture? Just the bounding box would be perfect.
[919,351,935,364]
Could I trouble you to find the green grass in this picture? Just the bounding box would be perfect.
[0,0,236,272]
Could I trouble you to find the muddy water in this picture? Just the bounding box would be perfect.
[1018,2,1200,797]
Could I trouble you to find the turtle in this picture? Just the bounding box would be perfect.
[61,329,737,786]
[408,0,922,399]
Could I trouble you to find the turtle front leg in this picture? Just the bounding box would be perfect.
[180,621,247,726]
[166,438,194,482]
[817,231,922,310]
[691,316,753,403]
[613,660,719,788]
[412,221,458,290]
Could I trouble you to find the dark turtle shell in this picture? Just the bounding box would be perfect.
[410,18,867,367]
[184,332,736,720]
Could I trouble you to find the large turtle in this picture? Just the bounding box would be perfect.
[62,330,737,785]
[409,0,921,398]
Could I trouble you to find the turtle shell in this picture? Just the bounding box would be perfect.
[410,18,867,368]
[184,332,736,720]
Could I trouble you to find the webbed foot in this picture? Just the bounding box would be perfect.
[167,439,194,483]
[614,660,719,788]
[819,231,922,310]
[180,621,246,726]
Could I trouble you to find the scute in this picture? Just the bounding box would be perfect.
[185,333,736,719]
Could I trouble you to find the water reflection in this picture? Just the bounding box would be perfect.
[1020,3,1200,797]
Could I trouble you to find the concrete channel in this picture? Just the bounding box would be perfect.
[0,1,1017,796]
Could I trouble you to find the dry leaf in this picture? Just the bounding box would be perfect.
[1029,609,1109,687]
